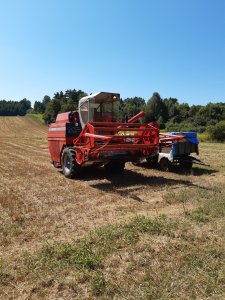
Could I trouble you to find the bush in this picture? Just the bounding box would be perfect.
[207,121,225,142]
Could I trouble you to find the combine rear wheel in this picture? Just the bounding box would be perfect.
[61,148,80,178]
[105,161,125,174]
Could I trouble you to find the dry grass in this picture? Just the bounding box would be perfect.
[0,116,225,299]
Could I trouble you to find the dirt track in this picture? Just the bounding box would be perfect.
[0,116,220,260]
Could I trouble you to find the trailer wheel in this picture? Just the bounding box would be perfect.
[132,159,141,166]
[61,148,80,178]
[159,158,171,172]
[146,155,159,168]
[105,161,125,174]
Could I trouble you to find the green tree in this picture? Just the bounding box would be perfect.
[207,121,225,141]
[121,97,145,119]
[42,95,51,110]
[163,98,179,121]
[34,101,44,113]
[42,89,87,123]
[145,92,167,127]
[43,99,61,123]
[179,103,190,121]
[20,98,31,114]
[0,99,31,116]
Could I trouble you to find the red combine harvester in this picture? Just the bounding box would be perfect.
[48,92,182,178]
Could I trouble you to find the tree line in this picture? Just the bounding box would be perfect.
[1,90,225,140]
[32,89,225,134]
[0,99,31,116]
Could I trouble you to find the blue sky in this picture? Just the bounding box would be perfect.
[0,0,224,105]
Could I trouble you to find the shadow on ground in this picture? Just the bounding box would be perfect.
[61,167,210,202]
[190,166,218,176]
[137,161,217,176]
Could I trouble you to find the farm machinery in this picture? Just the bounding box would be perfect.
[146,131,207,171]
[48,92,183,178]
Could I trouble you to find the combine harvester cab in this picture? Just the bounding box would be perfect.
[148,131,207,172]
[48,92,161,178]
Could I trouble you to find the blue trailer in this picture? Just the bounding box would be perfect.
[147,132,207,171]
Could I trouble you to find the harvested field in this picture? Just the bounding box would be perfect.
[0,116,225,299]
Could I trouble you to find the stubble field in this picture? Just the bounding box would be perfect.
[0,116,225,299]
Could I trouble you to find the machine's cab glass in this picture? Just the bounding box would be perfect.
[89,96,120,122]
[79,93,121,128]
[79,101,89,126]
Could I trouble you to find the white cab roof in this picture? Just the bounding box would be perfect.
[79,92,120,107]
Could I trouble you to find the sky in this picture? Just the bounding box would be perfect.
[0,0,224,106]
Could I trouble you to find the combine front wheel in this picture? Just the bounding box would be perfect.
[61,148,80,178]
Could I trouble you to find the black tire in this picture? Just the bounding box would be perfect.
[159,157,171,172]
[104,161,125,174]
[132,159,141,166]
[61,148,80,178]
[146,155,159,168]
[52,161,60,168]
